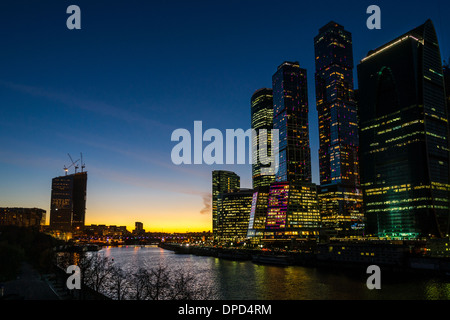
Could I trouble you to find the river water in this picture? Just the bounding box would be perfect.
[97,245,450,300]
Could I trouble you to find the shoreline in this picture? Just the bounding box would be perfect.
[156,242,450,278]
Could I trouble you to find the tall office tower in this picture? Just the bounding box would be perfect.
[212,170,240,239]
[216,189,254,244]
[314,22,364,237]
[263,62,320,243]
[273,61,312,184]
[50,171,87,232]
[251,88,275,188]
[358,20,450,239]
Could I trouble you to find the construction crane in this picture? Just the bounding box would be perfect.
[80,152,85,172]
[64,153,80,175]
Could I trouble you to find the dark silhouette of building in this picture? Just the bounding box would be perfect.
[251,88,275,188]
[133,222,145,235]
[444,59,450,110]
[0,207,46,228]
[357,20,450,239]
[50,172,87,232]
[314,22,364,238]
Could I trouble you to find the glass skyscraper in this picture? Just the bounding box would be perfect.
[263,62,320,243]
[273,61,311,184]
[444,61,450,110]
[314,22,364,237]
[251,88,275,188]
[358,20,450,239]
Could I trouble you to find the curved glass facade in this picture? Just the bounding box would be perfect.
[357,20,450,238]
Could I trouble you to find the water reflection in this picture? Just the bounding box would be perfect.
[93,246,450,300]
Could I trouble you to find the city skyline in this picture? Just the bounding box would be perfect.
[1,1,450,233]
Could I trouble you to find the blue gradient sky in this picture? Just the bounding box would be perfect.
[0,0,449,232]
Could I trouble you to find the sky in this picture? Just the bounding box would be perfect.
[0,0,449,233]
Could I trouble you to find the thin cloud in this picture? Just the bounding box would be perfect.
[0,80,174,131]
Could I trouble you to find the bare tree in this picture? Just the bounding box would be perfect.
[127,267,150,300]
[78,253,113,293]
[146,264,171,300]
[55,252,214,300]
[168,268,214,300]
[108,264,129,300]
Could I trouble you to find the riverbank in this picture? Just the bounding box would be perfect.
[158,242,450,277]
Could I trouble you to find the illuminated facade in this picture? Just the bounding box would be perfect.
[264,182,320,241]
[357,20,450,239]
[251,88,275,188]
[217,189,254,244]
[246,186,270,243]
[50,172,87,232]
[273,61,311,184]
[212,170,240,240]
[318,185,364,237]
[262,61,320,243]
[314,22,364,237]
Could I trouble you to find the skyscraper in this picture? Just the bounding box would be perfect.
[212,170,240,240]
[263,62,320,243]
[444,60,450,109]
[358,20,450,239]
[314,22,364,237]
[251,88,275,188]
[50,171,87,232]
[273,61,312,184]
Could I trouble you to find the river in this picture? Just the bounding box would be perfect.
[96,245,450,300]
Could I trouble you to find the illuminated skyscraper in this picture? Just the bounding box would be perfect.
[212,170,240,240]
[273,61,311,184]
[50,171,87,232]
[358,20,450,238]
[251,88,275,188]
[263,62,320,243]
[314,22,364,237]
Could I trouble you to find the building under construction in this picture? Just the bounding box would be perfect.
[49,154,87,233]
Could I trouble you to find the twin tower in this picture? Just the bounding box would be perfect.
[214,19,450,245]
